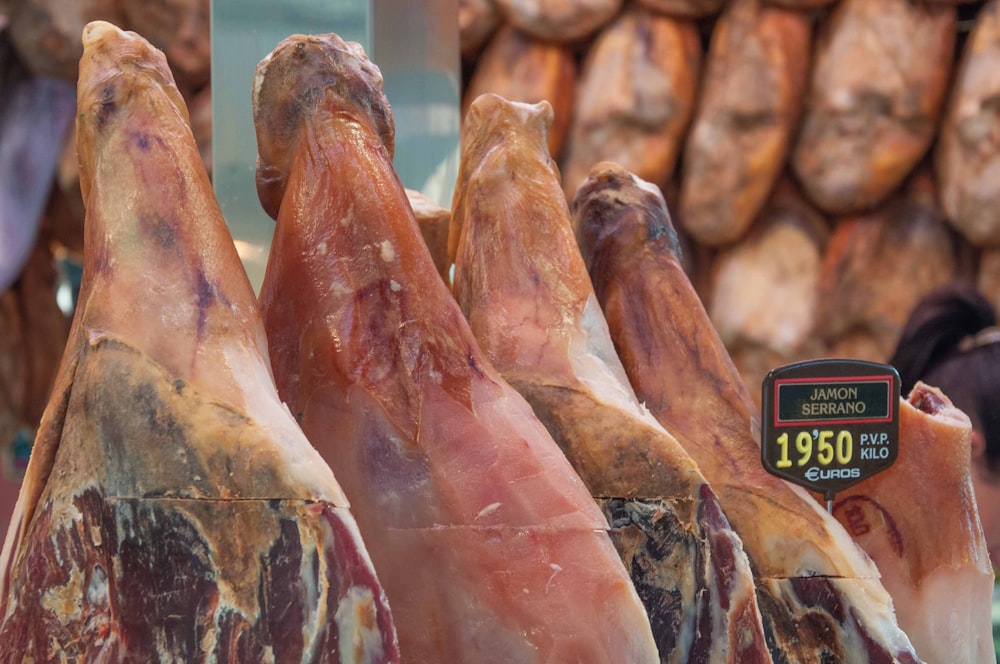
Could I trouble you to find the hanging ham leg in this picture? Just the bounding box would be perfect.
[119,0,210,89]
[832,384,996,664]
[679,0,811,246]
[0,22,399,662]
[560,6,701,198]
[451,93,770,663]
[635,0,725,19]
[463,25,576,159]
[459,0,500,57]
[406,188,452,286]
[6,0,124,80]
[253,34,659,664]
[791,0,954,215]
[936,0,1000,247]
[761,0,835,8]
[707,180,830,408]
[494,0,623,42]
[817,171,957,363]
[573,161,921,664]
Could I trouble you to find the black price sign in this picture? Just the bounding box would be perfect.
[761,359,899,501]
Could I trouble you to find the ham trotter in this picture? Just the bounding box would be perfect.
[0,21,398,663]
[833,384,996,664]
[573,162,921,664]
[451,93,770,663]
[253,35,659,663]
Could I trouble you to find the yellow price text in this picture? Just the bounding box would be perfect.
[775,430,853,468]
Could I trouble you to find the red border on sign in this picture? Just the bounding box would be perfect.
[774,375,894,427]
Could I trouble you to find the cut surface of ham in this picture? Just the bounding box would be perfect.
[451,93,770,663]
[254,34,659,663]
[833,384,996,664]
[0,21,398,662]
[573,161,921,664]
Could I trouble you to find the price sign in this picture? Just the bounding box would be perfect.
[761,359,899,501]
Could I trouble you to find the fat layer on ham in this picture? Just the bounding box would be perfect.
[572,161,921,663]
[451,93,770,663]
[253,34,659,663]
[0,21,398,662]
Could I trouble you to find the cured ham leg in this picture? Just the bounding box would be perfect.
[573,162,921,663]
[817,171,957,363]
[494,0,623,42]
[761,0,834,8]
[707,181,829,408]
[459,0,500,57]
[0,22,399,662]
[253,34,659,663]
[463,25,576,158]
[7,0,125,80]
[832,384,995,664]
[119,0,210,89]
[635,0,725,19]
[679,0,810,246]
[936,0,1000,247]
[451,93,769,663]
[559,6,701,197]
[406,188,452,285]
[791,0,954,215]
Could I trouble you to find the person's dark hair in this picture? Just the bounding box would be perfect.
[889,284,1000,471]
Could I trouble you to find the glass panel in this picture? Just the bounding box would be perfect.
[373,0,460,209]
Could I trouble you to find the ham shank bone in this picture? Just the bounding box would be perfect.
[253,34,660,663]
[0,21,398,663]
